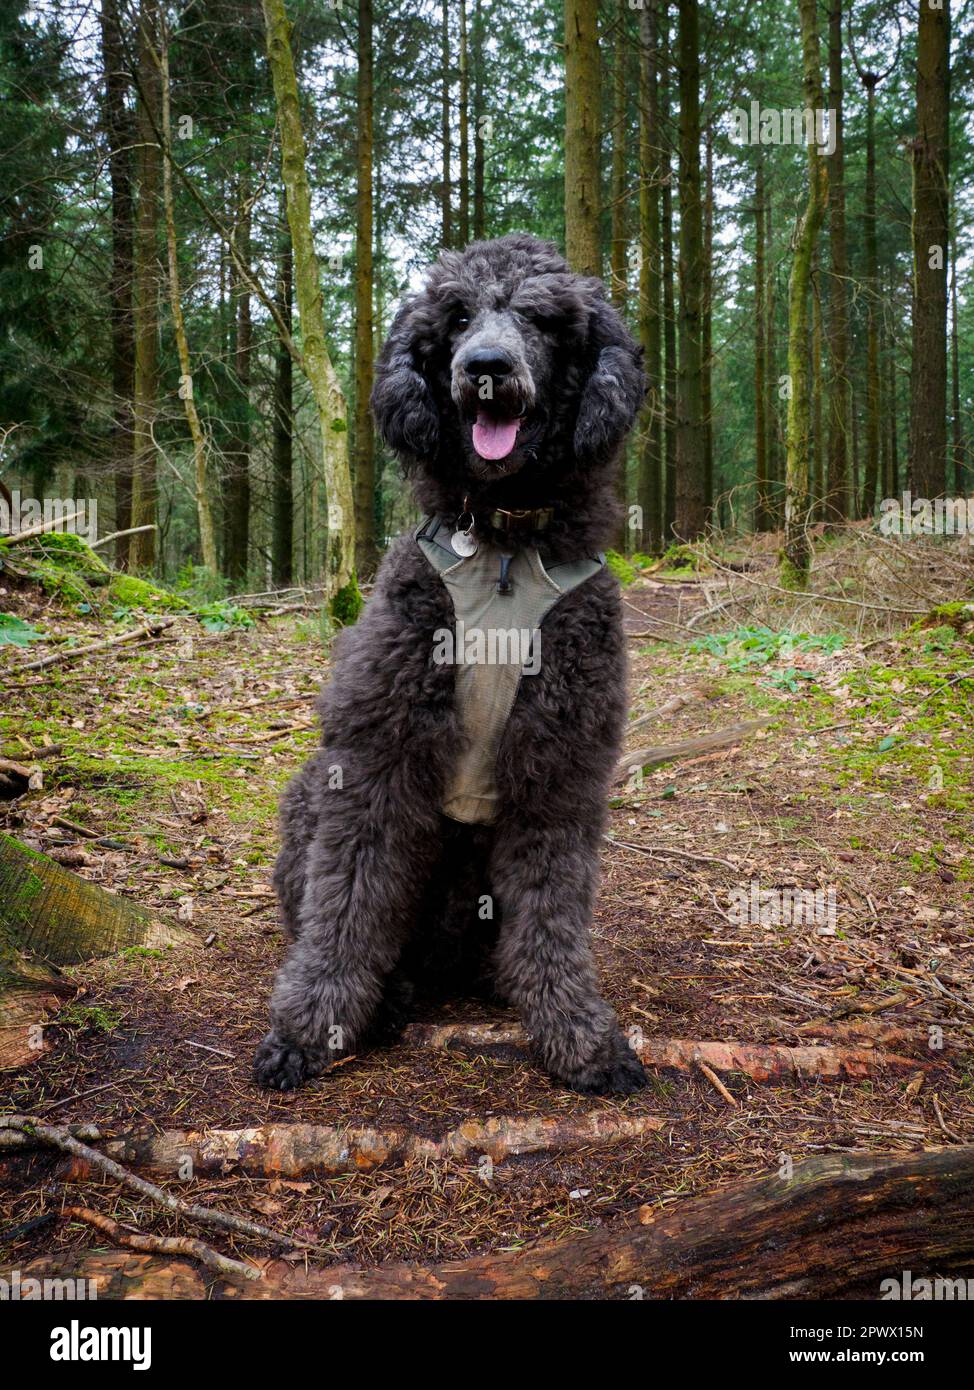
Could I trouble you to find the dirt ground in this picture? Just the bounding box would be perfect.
[2,557,974,1281]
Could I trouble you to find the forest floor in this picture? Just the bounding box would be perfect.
[2,540,974,1286]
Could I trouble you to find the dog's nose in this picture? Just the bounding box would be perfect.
[463,347,514,381]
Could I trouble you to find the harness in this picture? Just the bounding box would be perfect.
[416,515,605,825]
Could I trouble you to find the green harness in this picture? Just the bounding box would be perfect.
[416,515,605,825]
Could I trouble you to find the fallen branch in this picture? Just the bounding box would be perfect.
[614,717,775,784]
[0,1117,304,1253]
[13,1144,974,1299]
[7,617,176,675]
[61,1206,260,1282]
[91,1109,664,1179]
[89,524,158,551]
[403,1022,929,1083]
[2,510,84,545]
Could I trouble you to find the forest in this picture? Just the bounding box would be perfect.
[2,0,974,1323]
[0,0,967,597]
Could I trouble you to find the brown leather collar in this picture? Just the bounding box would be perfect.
[488,506,554,534]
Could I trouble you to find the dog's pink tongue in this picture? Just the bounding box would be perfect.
[472,412,520,461]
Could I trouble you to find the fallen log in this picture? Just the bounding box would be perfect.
[9,1144,974,1299]
[74,1109,664,1180]
[7,616,176,675]
[614,717,775,784]
[0,833,194,1068]
[403,1021,929,1082]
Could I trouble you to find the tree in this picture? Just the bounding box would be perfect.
[908,0,950,498]
[610,2,628,309]
[272,203,294,587]
[826,0,850,521]
[754,147,771,530]
[782,0,828,585]
[458,0,470,246]
[440,0,452,247]
[353,0,377,578]
[674,0,706,540]
[472,0,486,238]
[564,0,601,276]
[637,0,663,553]
[262,0,358,621]
[130,0,162,573]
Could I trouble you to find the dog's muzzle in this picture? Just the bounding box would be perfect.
[452,342,536,463]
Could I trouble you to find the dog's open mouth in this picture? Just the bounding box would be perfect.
[472,411,521,461]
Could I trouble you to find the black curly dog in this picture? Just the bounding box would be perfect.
[254,233,648,1095]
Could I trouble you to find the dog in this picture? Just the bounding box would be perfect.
[254,233,648,1095]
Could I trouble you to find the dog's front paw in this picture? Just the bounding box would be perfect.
[565,1029,648,1096]
[254,1030,322,1091]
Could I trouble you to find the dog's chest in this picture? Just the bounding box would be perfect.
[416,517,603,826]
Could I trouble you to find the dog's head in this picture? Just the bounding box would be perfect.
[371,234,645,525]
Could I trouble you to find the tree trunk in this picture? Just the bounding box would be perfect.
[887,292,899,496]
[702,120,713,513]
[825,0,850,522]
[754,148,770,531]
[909,0,950,498]
[674,0,706,541]
[262,0,357,620]
[225,179,252,584]
[766,197,781,520]
[951,223,963,494]
[472,0,486,238]
[18,1145,974,1300]
[458,0,470,246]
[353,0,376,579]
[0,833,192,1070]
[861,78,881,516]
[440,0,452,247]
[782,0,828,586]
[159,24,218,575]
[661,15,676,541]
[130,0,162,573]
[272,205,294,588]
[812,250,824,519]
[98,0,135,570]
[564,0,601,276]
[637,0,662,554]
[610,5,627,309]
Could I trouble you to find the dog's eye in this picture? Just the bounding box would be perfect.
[453,314,470,330]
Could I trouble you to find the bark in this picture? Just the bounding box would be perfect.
[661,26,676,541]
[754,149,770,531]
[98,0,135,569]
[225,178,252,584]
[887,299,899,496]
[909,0,950,497]
[17,1145,974,1299]
[674,0,706,540]
[782,0,828,585]
[262,0,356,615]
[766,196,781,517]
[950,225,963,494]
[637,0,663,554]
[159,25,218,574]
[130,0,162,573]
[272,205,294,588]
[609,6,627,309]
[862,77,881,515]
[472,0,486,238]
[564,0,601,276]
[84,1111,664,1179]
[702,121,713,512]
[458,0,470,245]
[440,0,452,247]
[812,250,824,519]
[353,0,376,578]
[826,0,850,521]
[615,716,775,783]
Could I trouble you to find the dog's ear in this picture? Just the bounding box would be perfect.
[370,299,440,460]
[573,290,646,463]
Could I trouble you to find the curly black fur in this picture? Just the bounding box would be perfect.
[255,234,648,1095]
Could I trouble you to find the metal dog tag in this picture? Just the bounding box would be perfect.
[451,528,478,558]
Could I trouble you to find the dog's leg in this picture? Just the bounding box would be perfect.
[489,819,646,1094]
[255,774,442,1090]
[489,566,645,1095]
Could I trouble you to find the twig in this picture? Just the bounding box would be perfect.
[697,1060,738,1107]
[60,1205,261,1282]
[614,717,775,783]
[3,510,85,544]
[0,1116,308,1252]
[603,834,737,869]
[7,618,176,675]
[90,524,158,551]
[932,1094,963,1144]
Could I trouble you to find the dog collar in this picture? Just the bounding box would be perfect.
[488,506,554,535]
